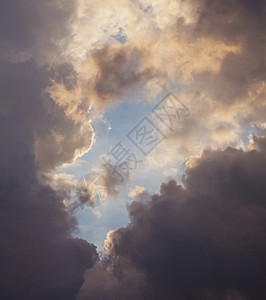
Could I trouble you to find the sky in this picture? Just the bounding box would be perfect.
[0,0,266,299]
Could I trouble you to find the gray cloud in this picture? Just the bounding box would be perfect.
[0,61,94,171]
[0,0,76,65]
[77,264,141,300]
[0,112,98,299]
[1,0,266,299]
[0,1,98,299]
[82,140,266,300]
[194,0,266,106]
[68,44,165,111]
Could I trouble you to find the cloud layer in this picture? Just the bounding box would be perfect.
[0,0,265,299]
[0,1,98,299]
[79,139,266,299]
[0,112,98,299]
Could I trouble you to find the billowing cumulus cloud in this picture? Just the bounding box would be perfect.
[0,1,98,299]
[48,44,162,114]
[1,0,266,299]
[193,0,266,121]
[55,0,266,166]
[0,112,98,299]
[137,0,266,169]
[0,61,95,171]
[79,139,266,300]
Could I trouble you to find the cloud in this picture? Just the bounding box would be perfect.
[0,112,98,299]
[192,0,266,118]
[128,185,147,198]
[6,0,263,173]
[0,61,95,172]
[0,1,99,298]
[0,0,77,65]
[48,44,162,113]
[77,264,140,300]
[1,0,266,299]
[60,0,266,171]
[81,140,266,300]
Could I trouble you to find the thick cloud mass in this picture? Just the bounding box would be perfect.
[0,1,97,299]
[195,0,266,106]
[0,0,76,65]
[0,62,94,171]
[83,143,266,300]
[1,0,266,299]
[0,112,98,299]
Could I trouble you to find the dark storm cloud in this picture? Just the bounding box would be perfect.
[252,130,266,154]
[0,1,98,299]
[0,0,76,64]
[1,0,266,299]
[82,141,266,300]
[0,61,94,171]
[0,112,98,299]
[0,0,94,171]
[77,264,141,300]
[194,0,266,108]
